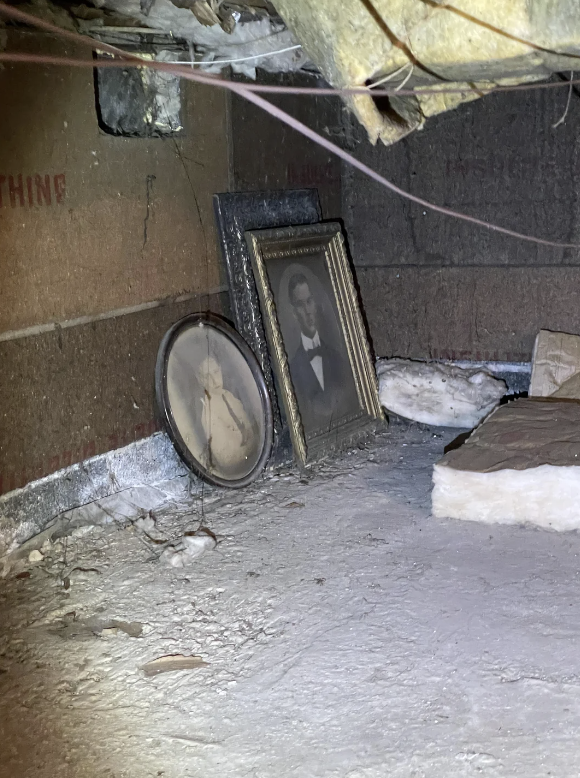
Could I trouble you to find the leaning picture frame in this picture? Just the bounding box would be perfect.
[155,313,273,488]
[246,222,384,465]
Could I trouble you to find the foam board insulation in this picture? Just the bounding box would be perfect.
[432,398,580,531]
[377,358,506,428]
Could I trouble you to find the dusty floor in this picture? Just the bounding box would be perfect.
[2,423,580,777]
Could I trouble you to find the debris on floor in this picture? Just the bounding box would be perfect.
[141,654,209,677]
[530,328,580,398]
[101,620,144,638]
[0,432,189,560]
[3,425,580,777]
[160,527,217,567]
[46,613,142,640]
[1,481,211,578]
[432,397,580,530]
[377,358,507,427]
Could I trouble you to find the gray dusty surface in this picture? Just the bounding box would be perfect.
[2,424,580,777]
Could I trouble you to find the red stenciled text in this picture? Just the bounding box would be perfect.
[0,173,66,208]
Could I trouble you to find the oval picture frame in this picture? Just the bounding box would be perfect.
[155,312,273,488]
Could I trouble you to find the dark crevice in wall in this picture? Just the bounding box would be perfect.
[142,173,156,249]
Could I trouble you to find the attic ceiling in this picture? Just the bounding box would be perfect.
[9,0,580,144]
[272,0,580,145]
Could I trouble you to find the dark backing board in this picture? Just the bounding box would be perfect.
[213,189,321,465]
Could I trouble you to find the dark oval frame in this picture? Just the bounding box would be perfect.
[155,312,273,489]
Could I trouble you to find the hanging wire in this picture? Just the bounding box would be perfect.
[368,62,411,89]
[161,43,302,66]
[3,49,580,101]
[552,71,574,128]
[395,63,414,92]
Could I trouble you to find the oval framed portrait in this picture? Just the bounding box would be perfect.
[156,313,273,488]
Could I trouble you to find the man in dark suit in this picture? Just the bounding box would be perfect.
[287,272,357,432]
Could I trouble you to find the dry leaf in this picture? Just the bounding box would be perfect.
[141,654,209,677]
[217,7,236,33]
[170,0,220,25]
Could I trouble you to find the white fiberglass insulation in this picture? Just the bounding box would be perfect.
[4,425,580,776]
[433,398,580,531]
[93,0,307,77]
[433,463,580,531]
[377,358,506,428]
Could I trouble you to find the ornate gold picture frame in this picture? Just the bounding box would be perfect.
[246,222,384,465]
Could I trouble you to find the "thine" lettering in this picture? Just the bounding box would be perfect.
[0,173,66,208]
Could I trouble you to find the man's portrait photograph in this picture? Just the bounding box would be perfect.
[265,254,360,436]
[246,222,384,463]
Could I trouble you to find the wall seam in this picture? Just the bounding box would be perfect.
[0,285,229,343]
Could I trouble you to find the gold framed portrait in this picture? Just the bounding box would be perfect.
[246,222,384,465]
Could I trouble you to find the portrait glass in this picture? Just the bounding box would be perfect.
[266,253,360,437]
[246,223,383,464]
[160,317,269,484]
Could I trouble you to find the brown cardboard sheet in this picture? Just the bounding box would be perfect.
[439,398,580,473]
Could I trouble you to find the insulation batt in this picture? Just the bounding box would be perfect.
[376,358,506,428]
[92,0,308,79]
[432,399,580,532]
[272,0,580,145]
[433,464,580,531]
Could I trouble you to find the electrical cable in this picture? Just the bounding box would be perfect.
[3,49,580,101]
[160,43,301,66]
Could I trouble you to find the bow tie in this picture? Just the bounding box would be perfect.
[305,345,322,360]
